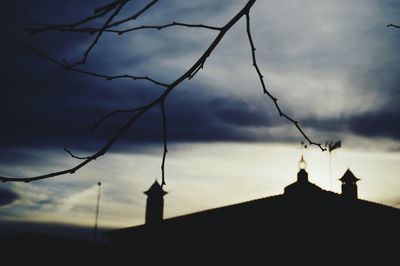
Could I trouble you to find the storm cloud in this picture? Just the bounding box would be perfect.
[1,0,400,162]
[0,188,19,207]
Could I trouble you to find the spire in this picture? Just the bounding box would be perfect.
[339,169,360,199]
[144,180,167,225]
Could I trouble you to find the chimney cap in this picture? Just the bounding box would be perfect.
[339,169,360,183]
[144,180,167,196]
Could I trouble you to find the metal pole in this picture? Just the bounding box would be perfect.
[94,182,101,242]
[329,151,332,190]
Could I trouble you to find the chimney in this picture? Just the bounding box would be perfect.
[339,169,360,200]
[144,181,167,225]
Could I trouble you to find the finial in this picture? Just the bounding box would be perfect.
[298,155,307,170]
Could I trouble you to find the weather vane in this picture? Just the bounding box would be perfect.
[325,140,341,152]
[325,140,341,189]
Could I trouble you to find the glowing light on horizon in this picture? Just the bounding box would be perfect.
[1,142,399,228]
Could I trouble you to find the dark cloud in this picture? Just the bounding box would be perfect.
[302,106,400,143]
[0,189,19,207]
[302,51,400,141]
[0,0,273,156]
[347,108,400,140]
[0,1,231,153]
[0,220,104,240]
[302,114,395,139]
[1,0,400,166]
[110,88,273,144]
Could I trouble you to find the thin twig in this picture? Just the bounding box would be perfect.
[27,0,125,36]
[72,0,128,67]
[30,46,168,87]
[105,0,159,29]
[160,101,168,187]
[94,0,124,14]
[30,0,160,68]
[1,104,152,183]
[67,67,169,87]
[28,22,221,35]
[89,107,144,132]
[387,24,400,29]
[64,148,90,160]
[116,22,222,35]
[189,62,204,80]
[28,0,159,39]
[245,12,325,151]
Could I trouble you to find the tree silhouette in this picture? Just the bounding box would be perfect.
[0,0,325,185]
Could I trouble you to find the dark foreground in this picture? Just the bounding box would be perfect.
[1,233,131,266]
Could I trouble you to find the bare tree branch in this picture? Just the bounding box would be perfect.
[1,105,151,183]
[116,22,222,35]
[27,0,126,36]
[29,0,160,67]
[1,0,326,184]
[66,66,169,87]
[245,12,326,151]
[28,22,221,35]
[71,0,128,67]
[0,0,258,184]
[27,0,161,37]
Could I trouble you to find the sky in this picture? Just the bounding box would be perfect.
[0,0,399,230]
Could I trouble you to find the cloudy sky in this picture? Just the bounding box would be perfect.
[0,0,399,230]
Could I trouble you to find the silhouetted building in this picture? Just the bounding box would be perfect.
[106,158,399,266]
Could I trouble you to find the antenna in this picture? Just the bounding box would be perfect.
[93,181,102,242]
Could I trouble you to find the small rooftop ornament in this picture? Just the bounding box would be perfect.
[298,155,308,170]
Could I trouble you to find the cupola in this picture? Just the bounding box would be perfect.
[339,169,360,200]
[144,180,167,225]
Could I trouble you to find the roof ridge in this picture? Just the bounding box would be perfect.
[165,193,284,221]
[357,198,400,211]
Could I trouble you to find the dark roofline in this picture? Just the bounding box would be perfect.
[166,194,284,221]
[105,179,342,237]
[104,193,284,237]
[356,198,400,212]
[105,179,399,241]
